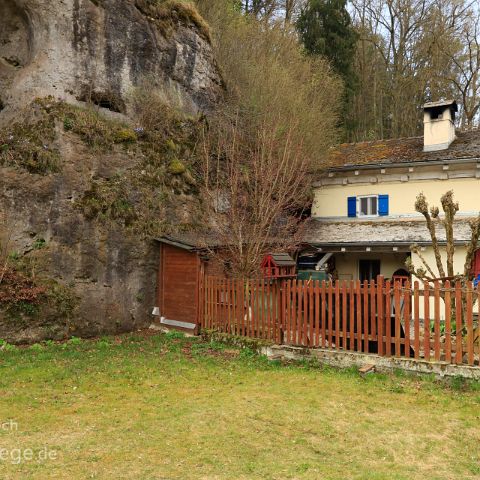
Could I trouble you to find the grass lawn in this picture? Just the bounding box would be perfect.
[0,332,479,479]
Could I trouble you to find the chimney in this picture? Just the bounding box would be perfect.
[423,100,458,152]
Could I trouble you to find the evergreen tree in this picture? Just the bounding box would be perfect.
[297,0,358,135]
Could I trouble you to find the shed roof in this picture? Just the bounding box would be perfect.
[266,253,296,267]
[303,217,475,246]
[325,129,480,170]
[156,232,224,251]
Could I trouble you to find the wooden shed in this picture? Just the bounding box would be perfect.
[155,234,224,334]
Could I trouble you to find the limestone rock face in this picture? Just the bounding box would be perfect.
[0,0,222,121]
[0,135,160,343]
[0,0,221,342]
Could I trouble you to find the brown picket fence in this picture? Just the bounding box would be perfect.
[201,276,480,366]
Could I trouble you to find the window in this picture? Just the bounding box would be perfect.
[347,195,389,218]
[358,195,378,216]
[359,260,381,281]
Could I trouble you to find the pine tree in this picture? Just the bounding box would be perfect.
[297,0,358,135]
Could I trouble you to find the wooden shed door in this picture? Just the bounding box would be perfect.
[159,244,200,331]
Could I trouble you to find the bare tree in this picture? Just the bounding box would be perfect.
[201,115,310,276]
[240,0,305,24]
[349,0,477,140]
[406,191,480,284]
[443,12,480,128]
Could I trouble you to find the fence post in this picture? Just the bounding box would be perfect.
[424,281,430,362]
[342,281,347,350]
[286,279,292,344]
[370,278,377,343]
[403,280,411,358]
[281,279,287,345]
[434,281,441,361]
[363,280,369,353]
[349,280,355,351]
[309,281,315,347]
[466,281,474,366]
[477,284,480,363]
[321,281,327,348]
[303,281,309,346]
[394,281,401,357]
[413,281,419,359]
[455,281,463,364]
[356,280,362,352]
[297,280,304,345]
[277,280,283,344]
[385,280,391,357]
[328,281,333,348]
[444,280,452,363]
[292,280,297,345]
[377,276,384,356]
[335,281,341,350]
[315,280,321,347]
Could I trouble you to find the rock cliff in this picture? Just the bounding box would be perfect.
[0,0,222,120]
[0,0,222,342]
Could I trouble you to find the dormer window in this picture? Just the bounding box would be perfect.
[359,195,378,216]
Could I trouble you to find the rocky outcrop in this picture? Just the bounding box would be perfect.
[0,0,221,342]
[0,0,223,122]
[1,135,158,342]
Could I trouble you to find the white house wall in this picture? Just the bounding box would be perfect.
[313,177,480,218]
[334,252,408,281]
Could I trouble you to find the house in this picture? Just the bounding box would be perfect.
[303,100,480,283]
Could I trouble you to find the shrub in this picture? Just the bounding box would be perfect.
[196,0,341,166]
[0,107,60,174]
[32,238,46,250]
[168,159,186,175]
[114,128,137,144]
[0,339,17,352]
[63,117,74,131]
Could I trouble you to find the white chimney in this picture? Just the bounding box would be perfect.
[423,100,457,152]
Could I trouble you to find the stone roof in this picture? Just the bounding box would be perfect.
[303,218,475,246]
[326,129,480,170]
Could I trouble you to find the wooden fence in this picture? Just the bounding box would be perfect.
[201,276,480,367]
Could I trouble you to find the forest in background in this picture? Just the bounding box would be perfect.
[231,0,480,141]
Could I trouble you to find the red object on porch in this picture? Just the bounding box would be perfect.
[472,249,480,277]
[261,253,296,279]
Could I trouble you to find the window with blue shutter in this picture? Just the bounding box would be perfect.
[347,196,357,217]
[378,194,389,216]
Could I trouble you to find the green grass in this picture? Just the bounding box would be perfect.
[0,333,479,479]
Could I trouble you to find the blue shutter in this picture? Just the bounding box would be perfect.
[378,194,389,216]
[347,196,357,217]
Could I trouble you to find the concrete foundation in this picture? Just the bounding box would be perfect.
[261,345,480,380]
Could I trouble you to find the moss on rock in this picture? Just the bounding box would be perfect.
[167,158,186,175]
[135,0,211,42]
[0,98,60,174]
